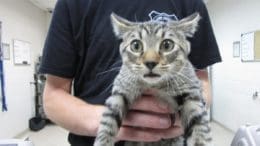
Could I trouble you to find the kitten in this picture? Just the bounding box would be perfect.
[94,12,212,146]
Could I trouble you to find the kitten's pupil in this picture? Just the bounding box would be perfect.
[134,43,139,50]
[130,40,143,52]
[161,39,174,52]
[164,42,170,49]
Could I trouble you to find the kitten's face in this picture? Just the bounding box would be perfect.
[111,13,200,83]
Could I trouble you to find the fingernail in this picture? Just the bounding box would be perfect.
[159,118,170,127]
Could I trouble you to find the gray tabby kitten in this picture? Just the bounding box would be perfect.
[94,12,212,146]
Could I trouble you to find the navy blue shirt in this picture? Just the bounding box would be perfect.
[40,0,221,145]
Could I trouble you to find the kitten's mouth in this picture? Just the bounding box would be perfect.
[144,72,161,78]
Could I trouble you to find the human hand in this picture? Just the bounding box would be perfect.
[115,90,184,142]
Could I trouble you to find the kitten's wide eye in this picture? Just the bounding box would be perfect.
[160,39,175,52]
[130,40,143,53]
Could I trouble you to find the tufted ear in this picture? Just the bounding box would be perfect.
[174,12,201,37]
[110,13,137,38]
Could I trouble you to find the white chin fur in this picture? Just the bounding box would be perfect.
[142,77,161,84]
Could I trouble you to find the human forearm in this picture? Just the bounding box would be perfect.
[43,90,105,136]
[43,75,105,136]
[43,75,183,141]
[196,69,211,108]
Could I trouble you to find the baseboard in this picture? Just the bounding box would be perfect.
[14,129,30,140]
[212,119,235,133]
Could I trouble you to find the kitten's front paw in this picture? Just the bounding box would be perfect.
[187,136,213,146]
[202,143,214,146]
[94,141,113,146]
[94,136,114,146]
[93,141,110,146]
[190,142,213,146]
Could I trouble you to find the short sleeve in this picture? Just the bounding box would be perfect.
[188,0,222,69]
[39,0,77,78]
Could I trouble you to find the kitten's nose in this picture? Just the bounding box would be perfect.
[145,61,158,70]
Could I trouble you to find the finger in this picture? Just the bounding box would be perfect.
[158,113,184,139]
[160,125,184,139]
[130,96,171,114]
[116,125,184,142]
[116,126,161,142]
[122,111,171,129]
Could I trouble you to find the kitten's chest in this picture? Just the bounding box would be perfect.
[138,87,180,110]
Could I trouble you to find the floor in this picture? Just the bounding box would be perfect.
[211,122,235,146]
[18,122,234,146]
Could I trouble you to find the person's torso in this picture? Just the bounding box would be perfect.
[70,0,195,104]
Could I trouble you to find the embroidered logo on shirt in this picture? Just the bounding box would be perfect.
[149,11,178,22]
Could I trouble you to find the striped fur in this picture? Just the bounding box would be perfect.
[94,13,212,146]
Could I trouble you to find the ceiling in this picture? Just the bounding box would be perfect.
[29,0,210,13]
[29,0,57,12]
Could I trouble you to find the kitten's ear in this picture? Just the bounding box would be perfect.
[175,13,201,37]
[111,13,136,38]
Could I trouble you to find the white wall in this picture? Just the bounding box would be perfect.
[207,0,260,131]
[0,0,47,138]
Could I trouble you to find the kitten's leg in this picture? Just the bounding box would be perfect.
[180,97,212,146]
[170,136,185,146]
[94,92,131,146]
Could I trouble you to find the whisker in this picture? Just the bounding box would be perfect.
[180,66,197,72]
[96,67,121,77]
[160,67,169,70]
[113,60,122,65]
[172,76,180,87]
[131,64,142,68]
[172,77,181,94]
[178,76,186,84]
[176,72,194,83]
[103,82,114,92]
